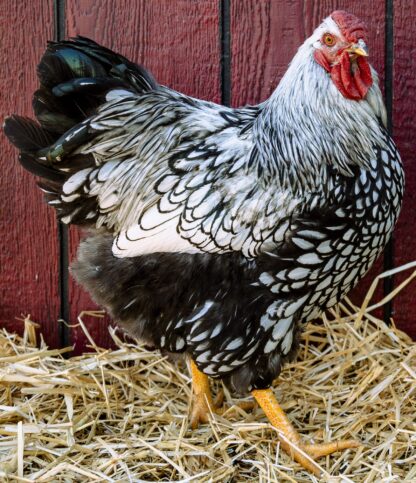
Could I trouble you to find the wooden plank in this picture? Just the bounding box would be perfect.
[0,0,60,346]
[231,1,385,105]
[230,0,387,314]
[231,0,305,107]
[65,0,221,352]
[391,1,416,338]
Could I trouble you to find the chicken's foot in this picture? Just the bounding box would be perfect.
[252,388,360,476]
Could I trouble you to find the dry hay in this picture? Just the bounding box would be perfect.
[0,262,416,483]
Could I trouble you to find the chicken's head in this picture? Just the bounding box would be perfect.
[312,11,373,101]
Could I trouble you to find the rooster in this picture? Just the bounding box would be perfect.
[4,11,404,474]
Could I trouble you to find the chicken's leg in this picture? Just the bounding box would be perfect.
[190,359,216,429]
[252,388,360,475]
[189,360,255,428]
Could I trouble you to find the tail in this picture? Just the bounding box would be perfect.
[4,36,157,224]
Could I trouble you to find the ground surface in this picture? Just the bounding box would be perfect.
[0,271,415,483]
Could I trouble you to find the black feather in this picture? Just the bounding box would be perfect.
[52,77,130,97]
[64,36,158,92]
[39,37,157,95]
[33,87,80,133]
[57,153,95,171]
[33,36,158,132]
[19,153,68,182]
[6,36,159,228]
[37,49,107,118]
[39,122,95,162]
[4,116,54,153]
[37,46,107,88]
[37,179,62,194]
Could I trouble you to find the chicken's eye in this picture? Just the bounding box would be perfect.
[322,33,335,46]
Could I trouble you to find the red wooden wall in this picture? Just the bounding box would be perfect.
[1,0,415,351]
[0,1,60,347]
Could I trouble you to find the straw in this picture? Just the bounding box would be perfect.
[0,264,415,482]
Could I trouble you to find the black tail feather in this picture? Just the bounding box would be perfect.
[33,87,80,134]
[4,114,94,182]
[19,153,68,182]
[52,36,158,92]
[36,36,157,123]
[4,116,54,153]
[39,122,95,163]
[52,77,128,97]
[5,35,158,225]
[30,36,158,138]
[37,47,113,122]
[4,115,71,184]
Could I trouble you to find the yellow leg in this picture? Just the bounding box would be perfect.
[190,360,216,429]
[189,360,255,429]
[252,388,360,476]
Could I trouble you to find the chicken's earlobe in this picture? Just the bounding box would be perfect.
[313,50,331,73]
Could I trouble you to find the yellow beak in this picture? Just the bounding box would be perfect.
[346,43,369,57]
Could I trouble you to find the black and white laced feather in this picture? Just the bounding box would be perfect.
[4,21,404,393]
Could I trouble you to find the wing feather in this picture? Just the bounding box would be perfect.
[57,87,308,258]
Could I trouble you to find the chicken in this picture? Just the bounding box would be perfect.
[4,10,404,475]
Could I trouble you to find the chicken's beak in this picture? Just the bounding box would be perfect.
[346,40,369,57]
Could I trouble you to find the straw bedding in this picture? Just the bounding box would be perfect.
[0,263,415,482]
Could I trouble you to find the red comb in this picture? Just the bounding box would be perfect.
[331,10,368,43]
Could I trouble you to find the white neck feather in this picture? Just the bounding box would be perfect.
[254,40,387,191]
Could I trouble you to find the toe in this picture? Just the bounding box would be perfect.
[304,439,361,459]
[213,389,224,409]
[190,410,209,430]
[190,397,213,429]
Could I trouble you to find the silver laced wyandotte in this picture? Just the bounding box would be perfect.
[4,10,404,475]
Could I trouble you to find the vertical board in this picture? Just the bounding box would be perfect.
[0,0,60,346]
[2,1,413,350]
[391,1,416,337]
[231,1,385,104]
[231,1,305,106]
[65,0,221,352]
[230,0,387,316]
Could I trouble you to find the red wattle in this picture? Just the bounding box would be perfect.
[330,63,351,99]
[356,56,373,87]
[328,52,373,101]
[339,51,361,100]
[353,65,369,98]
